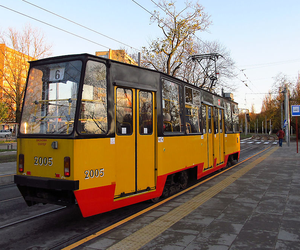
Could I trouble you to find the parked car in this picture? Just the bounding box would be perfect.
[0,129,12,138]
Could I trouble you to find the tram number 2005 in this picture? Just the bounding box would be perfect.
[34,156,53,166]
[85,168,104,179]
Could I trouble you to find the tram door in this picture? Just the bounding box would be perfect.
[213,108,225,166]
[205,105,214,170]
[213,107,220,166]
[114,87,156,198]
[218,109,225,164]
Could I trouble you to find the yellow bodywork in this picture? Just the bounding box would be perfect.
[157,135,206,176]
[16,138,117,191]
[17,138,74,179]
[225,133,240,156]
[17,131,239,195]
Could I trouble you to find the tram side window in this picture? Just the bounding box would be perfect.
[79,61,108,135]
[116,88,133,135]
[224,102,233,133]
[232,104,239,132]
[185,87,201,134]
[214,108,218,133]
[139,91,153,135]
[208,107,212,133]
[219,109,223,133]
[162,80,183,133]
[202,106,206,134]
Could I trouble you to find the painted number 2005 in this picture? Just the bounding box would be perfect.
[84,168,104,179]
[34,156,53,166]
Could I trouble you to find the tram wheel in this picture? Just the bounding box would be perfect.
[179,171,188,190]
[226,160,232,168]
[151,196,160,203]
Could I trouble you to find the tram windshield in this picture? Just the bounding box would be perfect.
[20,60,82,135]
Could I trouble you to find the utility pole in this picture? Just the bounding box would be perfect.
[138,52,141,67]
[284,86,290,146]
[245,112,247,136]
[281,102,283,129]
[265,116,267,134]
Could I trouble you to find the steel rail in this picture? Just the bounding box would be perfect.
[0,206,66,230]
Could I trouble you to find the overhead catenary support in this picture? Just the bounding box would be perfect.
[189,53,223,91]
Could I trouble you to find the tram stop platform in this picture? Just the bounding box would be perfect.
[77,141,300,250]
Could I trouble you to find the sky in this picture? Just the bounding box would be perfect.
[1,0,300,113]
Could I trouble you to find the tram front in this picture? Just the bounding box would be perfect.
[14,55,111,212]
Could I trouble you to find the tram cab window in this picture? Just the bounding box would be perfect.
[116,88,133,135]
[162,80,183,133]
[78,61,108,135]
[20,60,82,135]
[139,91,153,135]
[185,87,201,134]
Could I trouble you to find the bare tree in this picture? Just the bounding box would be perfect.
[142,0,211,76]
[0,24,52,123]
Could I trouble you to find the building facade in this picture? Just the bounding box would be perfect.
[96,49,137,65]
[0,43,34,131]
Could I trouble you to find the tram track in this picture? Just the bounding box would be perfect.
[0,145,273,250]
[0,206,66,230]
[0,196,22,203]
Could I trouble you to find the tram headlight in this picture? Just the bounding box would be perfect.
[19,154,24,173]
[64,156,71,177]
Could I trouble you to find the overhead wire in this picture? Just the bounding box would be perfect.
[132,0,158,19]
[0,4,111,49]
[131,0,173,30]
[22,0,140,52]
[240,58,300,70]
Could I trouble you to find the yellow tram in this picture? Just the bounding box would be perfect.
[14,54,240,217]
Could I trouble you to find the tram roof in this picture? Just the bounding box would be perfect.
[29,53,238,105]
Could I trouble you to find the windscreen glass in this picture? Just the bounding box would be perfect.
[78,60,108,135]
[20,60,82,135]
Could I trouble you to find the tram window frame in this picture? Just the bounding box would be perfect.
[224,102,233,133]
[162,79,184,134]
[201,105,207,134]
[208,106,212,133]
[116,88,133,135]
[232,103,239,133]
[21,60,83,135]
[214,107,219,134]
[184,87,202,134]
[219,109,223,133]
[78,60,108,135]
[139,91,153,135]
